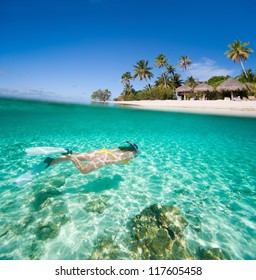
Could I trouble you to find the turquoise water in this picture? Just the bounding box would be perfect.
[0,98,256,260]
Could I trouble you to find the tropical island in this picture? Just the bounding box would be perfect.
[92,40,256,116]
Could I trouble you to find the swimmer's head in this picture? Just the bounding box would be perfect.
[118,141,139,154]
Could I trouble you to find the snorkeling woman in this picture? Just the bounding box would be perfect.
[44,141,139,175]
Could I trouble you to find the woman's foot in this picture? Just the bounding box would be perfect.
[43,157,54,167]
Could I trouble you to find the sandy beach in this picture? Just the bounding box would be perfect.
[111,100,256,117]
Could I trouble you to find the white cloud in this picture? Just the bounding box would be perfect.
[0,88,19,95]
[0,87,57,100]
[187,57,234,81]
[0,87,86,104]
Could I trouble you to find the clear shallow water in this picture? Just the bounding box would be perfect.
[0,98,255,260]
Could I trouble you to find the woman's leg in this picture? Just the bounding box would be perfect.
[73,151,98,161]
[48,152,107,174]
[49,155,70,166]
[49,152,94,166]
[69,155,106,174]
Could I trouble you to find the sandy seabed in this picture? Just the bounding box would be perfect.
[111,100,256,117]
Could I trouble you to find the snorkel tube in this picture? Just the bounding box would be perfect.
[125,141,139,154]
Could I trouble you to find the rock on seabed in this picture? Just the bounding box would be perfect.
[129,204,190,260]
[198,247,231,260]
[84,195,110,214]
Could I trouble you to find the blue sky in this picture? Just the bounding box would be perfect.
[0,0,255,103]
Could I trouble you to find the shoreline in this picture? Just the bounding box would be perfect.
[110,100,256,117]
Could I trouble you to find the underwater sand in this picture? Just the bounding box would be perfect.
[0,98,255,260]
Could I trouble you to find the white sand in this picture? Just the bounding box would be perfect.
[110,100,256,117]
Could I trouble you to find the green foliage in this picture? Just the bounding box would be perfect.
[170,74,183,88]
[154,74,172,89]
[124,93,137,101]
[154,73,183,90]
[121,84,135,96]
[136,87,175,100]
[205,91,224,100]
[185,76,199,89]
[205,90,248,100]
[245,83,256,96]
[121,87,174,101]
[91,89,112,102]
[236,69,256,83]
[207,76,229,89]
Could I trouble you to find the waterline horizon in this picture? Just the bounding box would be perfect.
[2,96,256,118]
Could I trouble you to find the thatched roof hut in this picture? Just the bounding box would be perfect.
[176,85,193,93]
[194,83,214,93]
[176,85,193,100]
[194,83,214,100]
[216,78,246,100]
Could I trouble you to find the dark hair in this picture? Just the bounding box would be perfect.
[118,146,135,152]
[118,141,138,153]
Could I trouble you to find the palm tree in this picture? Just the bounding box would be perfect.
[170,74,183,89]
[155,73,172,88]
[121,84,135,97]
[178,55,192,71]
[155,54,168,69]
[121,72,133,86]
[155,54,168,88]
[185,76,198,89]
[166,65,176,76]
[133,60,154,88]
[143,84,152,91]
[225,40,253,79]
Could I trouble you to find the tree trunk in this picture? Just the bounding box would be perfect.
[240,61,248,79]
[145,78,151,90]
[161,69,166,89]
[231,92,234,101]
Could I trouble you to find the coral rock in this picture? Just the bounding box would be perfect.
[129,204,189,260]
